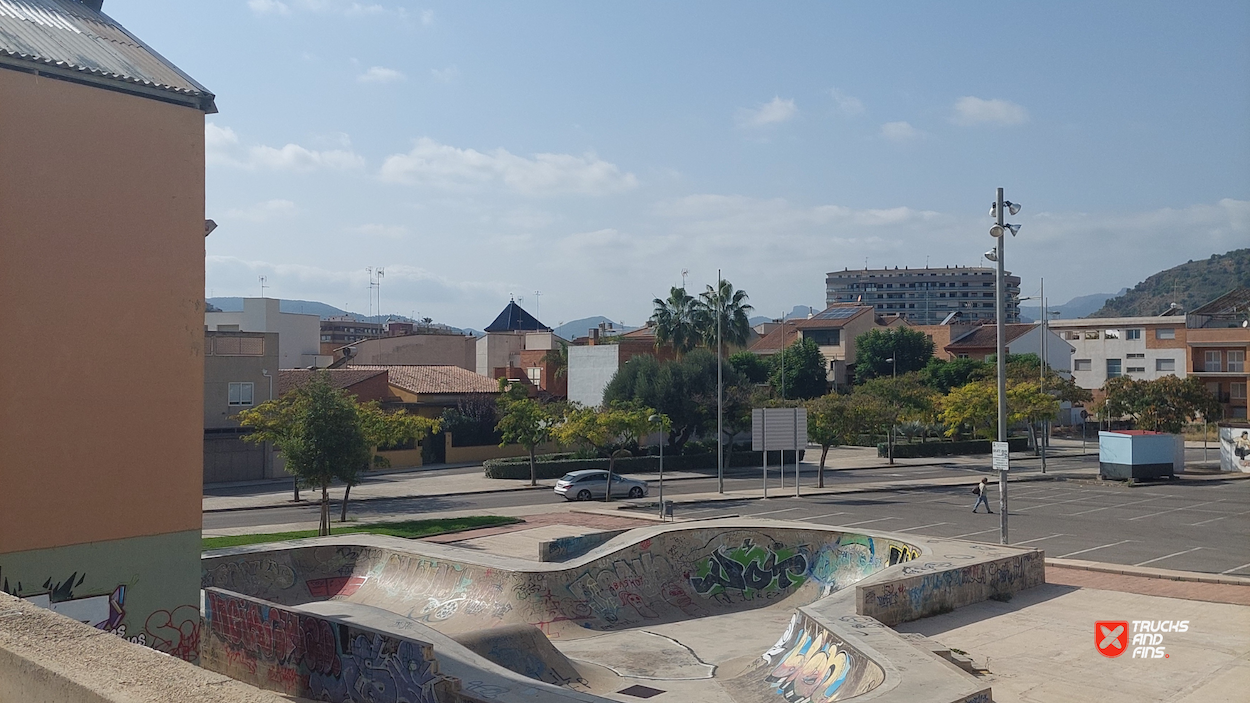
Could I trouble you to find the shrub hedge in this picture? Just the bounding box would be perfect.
[876,437,1029,458]
[483,451,773,479]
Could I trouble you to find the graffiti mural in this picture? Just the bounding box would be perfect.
[202,588,453,703]
[761,613,885,702]
[858,552,1044,626]
[690,539,809,601]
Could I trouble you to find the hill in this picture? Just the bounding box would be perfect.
[553,316,638,340]
[1019,290,1126,322]
[1089,249,1250,317]
[208,297,348,318]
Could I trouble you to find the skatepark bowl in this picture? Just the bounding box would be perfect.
[200,517,1042,703]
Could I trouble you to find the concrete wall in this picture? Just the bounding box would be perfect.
[1009,325,1075,375]
[444,434,557,464]
[377,447,424,469]
[201,588,457,702]
[205,332,280,429]
[477,333,524,377]
[0,591,292,703]
[0,66,205,660]
[347,333,476,370]
[568,344,620,407]
[856,550,1045,626]
[1220,425,1250,472]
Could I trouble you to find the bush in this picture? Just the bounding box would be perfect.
[877,437,1029,458]
[483,451,767,479]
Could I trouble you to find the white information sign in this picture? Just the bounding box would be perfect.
[751,408,808,451]
[992,441,1010,472]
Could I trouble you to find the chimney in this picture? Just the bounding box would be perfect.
[590,328,600,344]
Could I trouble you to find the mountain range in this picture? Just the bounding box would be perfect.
[1089,248,1250,318]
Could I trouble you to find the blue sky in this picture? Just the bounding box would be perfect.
[116,1,1248,328]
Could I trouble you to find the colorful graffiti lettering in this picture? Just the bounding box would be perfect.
[690,539,809,599]
[308,633,440,703]
[145,605,201,661]
[888,542,920,566]
[203,558,296,596]
[764,614,884,702]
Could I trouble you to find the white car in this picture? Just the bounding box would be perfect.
[554,470,649,501]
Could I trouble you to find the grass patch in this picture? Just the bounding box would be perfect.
[203,515,522,551]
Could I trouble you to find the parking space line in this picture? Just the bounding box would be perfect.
[1189,508,1250,525]
[951,528,1000,539]
[1057,540,1135,559]
[839,517,901,527]
[1013,534,1066,545]
[1134,547,1203,567]
[894,522,949,533]
[1220,562,1250,575]
[794,512,849,522]
[1066,497,1164,516]
[745,507,803,517]
[1127,500,1222,521]
[1013,495,1103,512]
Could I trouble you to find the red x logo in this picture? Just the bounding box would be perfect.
[1096,621,1129,658]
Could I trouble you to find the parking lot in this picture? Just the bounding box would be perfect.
[673,478,1250,575]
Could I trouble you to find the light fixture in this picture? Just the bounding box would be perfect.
[988,203,998,218]
[989,225,1005,238]
[1005,223,1021,236]
[1005,201,1021,216]
[984,250,998,262]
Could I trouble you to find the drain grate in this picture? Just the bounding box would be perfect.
[617,684,666,698]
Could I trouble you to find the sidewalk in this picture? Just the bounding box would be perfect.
[202,444,1094,513]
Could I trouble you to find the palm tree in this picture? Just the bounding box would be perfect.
[695,278,753,353]
[651,286,700,355]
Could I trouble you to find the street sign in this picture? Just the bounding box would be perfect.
[992,441,1010,472]
[751,408,808,450]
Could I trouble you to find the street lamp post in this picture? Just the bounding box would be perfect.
[885,356,896,464]
[650,414,665,519]
[988,187,1022,545]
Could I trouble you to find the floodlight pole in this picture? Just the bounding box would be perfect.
[995,187,1009,545]
[1040,278,1047,474]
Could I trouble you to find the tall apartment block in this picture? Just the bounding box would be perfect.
[826,266,1021,325]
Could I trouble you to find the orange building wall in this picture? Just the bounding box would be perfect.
[0,69,205,553]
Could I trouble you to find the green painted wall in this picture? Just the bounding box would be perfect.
[0,530,201,661]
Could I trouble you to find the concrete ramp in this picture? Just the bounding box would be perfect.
[452,624,584,687]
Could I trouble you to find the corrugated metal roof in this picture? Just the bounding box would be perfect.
[0,0,215,112]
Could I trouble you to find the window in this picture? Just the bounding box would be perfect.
[1232,383,1247,400]
[1127,353,1145,359]
[526,367,542,385]
[1205,351,1222,372]
[228,382,254,406]
[214,336,264,356]
[1104,329,1121,340]
[1126,329,1142,340]
[1085,330,1100,340]
[1106,359,1122,378]
[1065,331,1080,340]
[1156,358,1176,372]
[1156,328,1176,340]
[1127,367,1145,373]
[1229,351,1245,373]
[1074,359,1092,372]
[804,329,841,346]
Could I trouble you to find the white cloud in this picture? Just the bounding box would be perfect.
[224,199,297,223]
[358,66,405,83]
[736,97,798,127]
[348,223,408,239]
[421,9,434,25]
[880,121,922,142]
[379,138,638,196]
[831,88,864,116]
[430,65,460,83]
[247,0,290,16]
[206,124,365,171]
[952,96,1029,126]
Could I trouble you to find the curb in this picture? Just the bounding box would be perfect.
[1047,558,1250,587]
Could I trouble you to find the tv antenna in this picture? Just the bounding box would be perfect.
[534,290,542,319]
[681,269,688,289]
[258,276,268,298]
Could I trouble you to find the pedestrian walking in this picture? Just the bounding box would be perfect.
[972,477,993,514]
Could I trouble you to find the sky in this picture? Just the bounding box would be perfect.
[115,1,1249,329]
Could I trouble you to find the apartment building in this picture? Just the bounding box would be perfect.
[826,266,1021,325]
[206,297,330,369]
[750,305,886,388]
[1046,314,1187,391]
[319,316,384,353]
[204,331,279,483]
[1186,289,1250,419]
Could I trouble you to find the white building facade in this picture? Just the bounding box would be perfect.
[1046,315,1187,390]
[205,297,330,370]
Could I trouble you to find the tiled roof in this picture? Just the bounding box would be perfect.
[0,0,216,112]
[1190,287,1250,317]
[749,321,802,353]
[277,369,387,397]
[484,301,546,333]
[945,323,1034,349]
[349,365,501,395]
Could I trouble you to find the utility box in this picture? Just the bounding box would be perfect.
[1099,430,1183,480]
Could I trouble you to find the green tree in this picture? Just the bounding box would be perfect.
[769,338,829,400]
[694,278,754,351]
[237,372,369,536]
[730,350,770,384]
[853,327,936,383]
[603,349,726,452]
[939,379,998,439]
[540,341,569,381]
[854,374,939,424]
[347,403,439,521]
[650,286,701,355]
[806,394,852,487]
[1098,375,1222,432]
[496,380,555,486]
[919,357,989,394]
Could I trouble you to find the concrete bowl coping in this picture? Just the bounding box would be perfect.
[201,518,1041,703]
